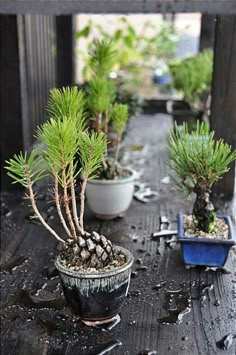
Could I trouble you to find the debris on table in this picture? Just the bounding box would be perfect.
[160,176,170,184]
[134,182,159,203]
[160,215,170,230]
[151,230,177,239]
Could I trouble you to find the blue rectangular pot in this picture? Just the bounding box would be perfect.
[177,213,235,267]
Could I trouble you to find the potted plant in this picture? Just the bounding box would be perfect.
[168,121,236,267]
[84,39,136,219]
[5,87,134,325]
[167,50,213,126]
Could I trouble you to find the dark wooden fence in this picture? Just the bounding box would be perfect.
[19,15,57,149]
[0,15,73,190]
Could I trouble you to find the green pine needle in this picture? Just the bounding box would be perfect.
[36,116,79,180]
[88,38,117,77]
[47,86,87,132]
[5,150,47,187]
[87,77,116,114]
[168,121,236,195]
[78,131,107,180]
[111,103,129,137]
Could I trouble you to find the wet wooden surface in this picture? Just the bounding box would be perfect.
[1,114,236,355]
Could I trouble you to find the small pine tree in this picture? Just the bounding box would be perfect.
[5,87,115,269]
[85,39,130,179]
[168,121,236,232]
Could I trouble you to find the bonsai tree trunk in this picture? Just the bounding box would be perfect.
[193,184,215,232]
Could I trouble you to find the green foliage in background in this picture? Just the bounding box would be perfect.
[76,17,179,83]
[168,50,213,110]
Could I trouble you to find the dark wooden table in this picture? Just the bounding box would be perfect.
[1,114,236,355]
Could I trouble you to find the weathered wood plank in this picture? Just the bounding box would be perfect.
[1,115,236,355]
[0,15,24,191]
[199,14,216,51]
[56,15,74,87]
[210,15,236,199]
[0,0,236,15]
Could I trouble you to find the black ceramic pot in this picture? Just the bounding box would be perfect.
[55,245,133,323]
[166,100,202,125]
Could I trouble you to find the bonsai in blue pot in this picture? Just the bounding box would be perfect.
[168,121,236,267]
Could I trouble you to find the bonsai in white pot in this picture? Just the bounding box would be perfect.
[85,39,136,219]
[168,121,236,267]
[5,87,134,325]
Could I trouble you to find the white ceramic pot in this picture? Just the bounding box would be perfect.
[86,168,135,219]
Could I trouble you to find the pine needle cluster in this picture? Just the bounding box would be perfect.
[87,77,116,116]
[168,121,236,194]
[88,38,117,78]
[168,121,236,231]
[5,87,107,244]
[86,39,129,170]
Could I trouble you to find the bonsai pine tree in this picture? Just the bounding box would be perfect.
[168,50,213,114]
[86,39,130,179]
[5,87,116,269]
[87,38,117,135]
[168,121,236,232]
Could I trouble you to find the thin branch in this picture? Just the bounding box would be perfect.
[26,176,66,245]
[54,172,72,239]
[62,165,77,240]
[69,162,83,236]
[79,177,88,235]
[104,110,109,136]
[114,136,120,165]
[96,112,102,132]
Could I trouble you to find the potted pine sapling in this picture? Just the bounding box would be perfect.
[167,50,213,126]
[168,121,236,267]
[86,102,135,219]
[5,87,134,325]
[84,39,136,219]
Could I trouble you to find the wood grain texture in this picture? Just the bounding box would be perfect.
[0,15,23,191]
[210,16,236,199]
[0,0,236,15]
[1,115,236,355]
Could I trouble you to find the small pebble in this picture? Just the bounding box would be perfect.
[131,271,138,278]
[181,336,188,341]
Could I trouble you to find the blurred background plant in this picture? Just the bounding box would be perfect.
[168,49,213,114]
[75,17,179,96]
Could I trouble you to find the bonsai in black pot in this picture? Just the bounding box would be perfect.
[168,121,236,267]
[5,87,134,325]
[167,50,213,126]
